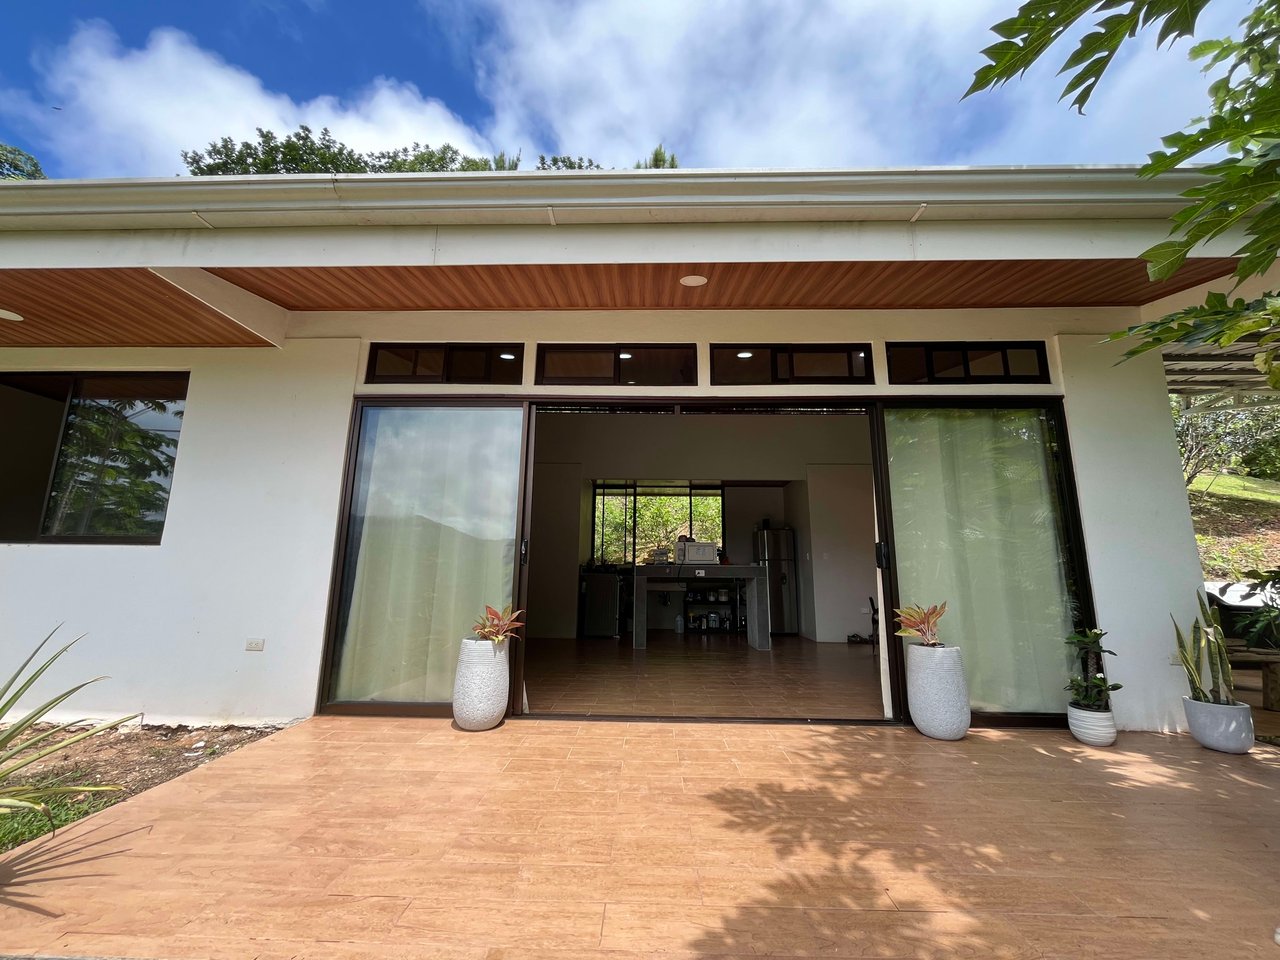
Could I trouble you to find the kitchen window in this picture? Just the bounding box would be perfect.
[886,342,1050,385]
[537,345,697,386]
[0,372,189,543]
[591,482,723,566]
[710,344,874,385]
[366,343,524,385]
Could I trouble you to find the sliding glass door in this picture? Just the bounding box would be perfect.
[327,404,525,706]
[884,406,1080,714]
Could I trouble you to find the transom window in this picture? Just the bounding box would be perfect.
[710,344,874,385]
[367,343,524,385]
[886,342,1050,385]
[537,345,696,386]
[0,373,189,543]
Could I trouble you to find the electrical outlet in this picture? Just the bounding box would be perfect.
[860,606,870,614]
[245,638,266,652]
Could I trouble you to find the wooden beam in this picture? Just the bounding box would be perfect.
[149,267,289,347]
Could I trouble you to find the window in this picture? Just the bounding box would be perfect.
[366,343,524,385]
[886,342,1050,385]
[592,482,723,565]
[710,344,874,385]
[0,373,189,543]
[537,345,697,386]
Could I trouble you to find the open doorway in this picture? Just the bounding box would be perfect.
[521,404,887,720]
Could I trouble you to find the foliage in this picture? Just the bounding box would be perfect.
[894,602,948,647]
[183,125,519,175]
[635,144,679,169]
[968,2,1280,384]
[0,769,118,853]
[1239,566,1280,646]
[1174,593,1238,703]
[0,143,46,180]
[537,154,603,170]
[1171,396,1280,484]
[1064,628,1122,709]
[472,605,525,644]
[1241,432,1280,479]
[1,629,138,824]
[594,490,722,565]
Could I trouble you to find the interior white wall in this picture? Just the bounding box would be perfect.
[0,339,362,726]
[1058,335,1202,732]
[723,486,785,566]
[526,462,585,638]
[807,465,878,642]
[783,481,818,640]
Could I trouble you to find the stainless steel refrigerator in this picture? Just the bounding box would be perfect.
[753,527,798,635]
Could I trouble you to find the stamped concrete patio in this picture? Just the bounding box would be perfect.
[2,717,1278,960]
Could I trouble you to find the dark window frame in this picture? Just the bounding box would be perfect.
[886,341,1051,385]
[536,344,698,387]
[710,343,875,386]
[366,342,525,385]
[0,370,190,545]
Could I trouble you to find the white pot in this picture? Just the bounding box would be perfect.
[906,643,970,741]
[1183,697,1253,754]
[452,637,510,731]
[1066,704,1117,747]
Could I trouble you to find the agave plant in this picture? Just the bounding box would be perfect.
[894,602,948,647]
[472,605,525,645]
[1174,594,1238,706]
[1,628,139,823]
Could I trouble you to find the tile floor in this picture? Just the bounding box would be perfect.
[2,717,1279,959]
[524,632,885,718]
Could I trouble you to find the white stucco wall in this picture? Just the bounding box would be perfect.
[1057,335,1202,731]
[1,338,361,726]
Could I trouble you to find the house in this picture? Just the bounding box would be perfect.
[0,166,1238,731]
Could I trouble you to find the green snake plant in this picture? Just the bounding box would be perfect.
[1173,594,1238,706]
[1,628,139,824]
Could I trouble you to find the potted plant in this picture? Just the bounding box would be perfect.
[896,602,969,741]
[453,605,523,732]
[1175,594,1253,754]
[1063,628,1121,746]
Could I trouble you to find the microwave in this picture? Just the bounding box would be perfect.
[676,541,718,564]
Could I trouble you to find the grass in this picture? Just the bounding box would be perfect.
[0,769,121,854]
[1189,473,1280,579]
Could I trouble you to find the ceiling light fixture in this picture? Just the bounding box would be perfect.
[618,352,633,360]
[737,351,754,359]
[0,308,24,323]
[679,275,708,287]
[498,353,516,360]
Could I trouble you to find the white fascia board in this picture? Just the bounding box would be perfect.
[0,220,1246,270]
[149,267,289,346]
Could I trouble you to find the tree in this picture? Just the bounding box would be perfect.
[1171,396,1280,484]
[536,154,602,170]
[636,144,678,169]
[967,2,1280,388]
[0,143,46,180]
[182,125,519,175]
[1241,432,1280,479]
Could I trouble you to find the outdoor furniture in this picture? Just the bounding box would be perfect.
[1228,650,1280,711]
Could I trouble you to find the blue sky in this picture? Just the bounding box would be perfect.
[0,1,1246,179]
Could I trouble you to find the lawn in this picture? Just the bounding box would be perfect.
[1189,473,1280,579]
[0,769,120,853]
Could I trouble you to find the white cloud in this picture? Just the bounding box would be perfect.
[1,20,491,178]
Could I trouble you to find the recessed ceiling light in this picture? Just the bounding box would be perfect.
[618,352,633,360]
[498,353,516,360]
[0,308,23,323]
[625,380,637,385]
[679,275,708,287]
[737,351,754,359]
[857,351,865,358]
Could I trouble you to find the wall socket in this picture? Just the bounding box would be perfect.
[245,638,266,652]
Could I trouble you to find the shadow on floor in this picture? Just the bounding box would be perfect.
[0,819,148,918]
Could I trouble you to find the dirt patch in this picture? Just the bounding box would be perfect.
[1190,491,1280,579]
[14,723,277,798]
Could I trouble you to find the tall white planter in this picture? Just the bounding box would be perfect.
[906,643,970,741]
[1066,704,1117,747]
[1183,697,1253,754]
[453,637,510,731]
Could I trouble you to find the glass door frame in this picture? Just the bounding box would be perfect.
[315,397,533,717]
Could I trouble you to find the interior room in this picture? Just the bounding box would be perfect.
[522,408,885,719]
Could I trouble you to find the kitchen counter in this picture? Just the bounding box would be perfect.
[632,564,770,651]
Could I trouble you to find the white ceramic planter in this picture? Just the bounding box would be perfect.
[452,637,510,731]
[1183,697,1253,754]
[1066,704,1117,747]
[906,643,970,741]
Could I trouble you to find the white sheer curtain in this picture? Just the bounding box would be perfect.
[885,408,1076,713]
[332,406,523,703]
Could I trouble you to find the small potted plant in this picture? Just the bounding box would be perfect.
[1063,628,1121,746]
[1175,594,1253,754]
[896,602,969,741]
[453,605,524,731]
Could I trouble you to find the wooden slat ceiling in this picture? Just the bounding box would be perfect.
[208,258,1239,311]
[1164,342,1274,395]
[0,269,268,347]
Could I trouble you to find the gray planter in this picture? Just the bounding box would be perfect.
[1066,704,1117,747]
[1182,697,1253,754]
[452,637,510,731]
[906,643,970,741]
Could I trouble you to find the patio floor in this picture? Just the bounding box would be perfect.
[2,717,1279,960]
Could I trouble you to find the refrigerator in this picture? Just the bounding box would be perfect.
[580,572,622,638]
[753,527,798,635]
